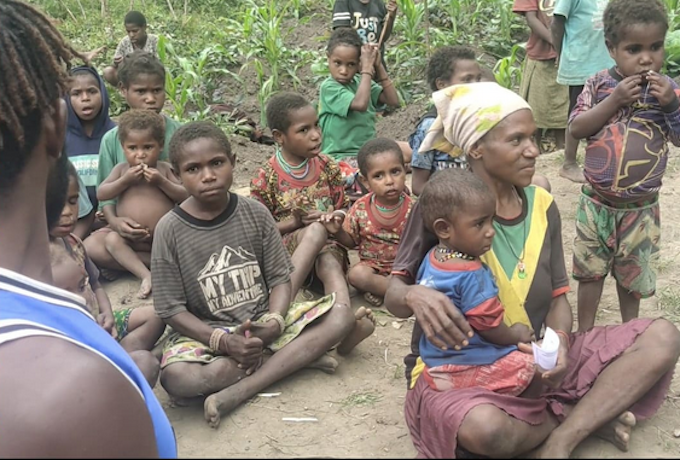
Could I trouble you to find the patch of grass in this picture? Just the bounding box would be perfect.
[654,254,678,275]
[340,391,383,407]
[657,287,680,321]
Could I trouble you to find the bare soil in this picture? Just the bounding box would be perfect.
[103,128,680,457]
[102,5,680,457]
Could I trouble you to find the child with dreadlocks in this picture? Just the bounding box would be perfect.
[251,92,376,355]
[570,0,680,332]
[0,1,175,456]
[96,110,188,299]
[84,50,182,283]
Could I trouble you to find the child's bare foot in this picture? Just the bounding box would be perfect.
[305,353,338,374]
[137,277,152,299]
[595,411,636,451]
[559,163,586,183]
[363,292,384,307]
[337,306,376,356]
[204,389,242,429]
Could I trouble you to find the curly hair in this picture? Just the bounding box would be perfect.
[604,0,668,46]
[326,27,363,56]
[427,46,477,91]
[169,121,233,171]
[124,10,147,27]
[117,50,165,88]
[357,137,403,177]
[420,168,494,232]
[266,92,311,133]
[117,109,165,145]
[0,0,80,193]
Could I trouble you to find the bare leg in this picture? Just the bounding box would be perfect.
[336,306,376,355]
[534,319,680,458]
[203,303,355,428]
[104,232,152,298]
[161,359,246,399]
[84,231,150,271]
[559,129,586,183]
[103,65,119,87]
[554,128,565,150]
[577,279,605,332]
[397,140,413,164]
[458,404,559,457]
[73,211,96,240]
[347,264,389,299]
[289,223,327,296]
[129,350,160,388]
[119,306,166,352]
[616,282,641,323]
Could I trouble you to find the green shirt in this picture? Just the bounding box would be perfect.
[96,115,181,210]
[318,75,383,160]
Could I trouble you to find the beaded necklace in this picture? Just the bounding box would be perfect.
[435,245,476,262]
[276,148,310,180]
[371,193,404,213]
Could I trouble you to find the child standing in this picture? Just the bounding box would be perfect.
[103,11,159,87]
[331,138,413,307]
[96,110,188,299]
[49,162,165,387]
[65,66,116,238]
[332,0,398,64]
[250,92,376,355]
[318,28,400,195]
[416,168,539,396]
[85,51,182,277]
[408,46,482,196]
[513,0,568,154]
[552,0,613,182]
[152,121,356,427]
[570,0,680,331]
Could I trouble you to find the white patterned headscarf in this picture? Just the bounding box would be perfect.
[419,82,532,155]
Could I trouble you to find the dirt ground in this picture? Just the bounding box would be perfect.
[101,101,680,457]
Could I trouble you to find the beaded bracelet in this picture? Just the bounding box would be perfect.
[209,328,228,351]
[260,312,286,334]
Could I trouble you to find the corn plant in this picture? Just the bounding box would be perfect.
[493,43,525,90]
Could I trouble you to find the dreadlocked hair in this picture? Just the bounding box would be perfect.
[0,0,80,192]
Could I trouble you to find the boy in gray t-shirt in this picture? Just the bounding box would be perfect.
[151,121,356,428]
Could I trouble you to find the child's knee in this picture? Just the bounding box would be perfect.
[304,222,328,247]
[104,230,124,251]
[347,264,369,287]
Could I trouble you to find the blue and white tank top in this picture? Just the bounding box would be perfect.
[0,268,177,458]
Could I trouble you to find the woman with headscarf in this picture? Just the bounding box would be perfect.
[385,82,680,458]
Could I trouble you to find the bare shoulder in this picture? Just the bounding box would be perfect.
[109,161,129,178]
[157,161,177,177]
[0,336,159,457]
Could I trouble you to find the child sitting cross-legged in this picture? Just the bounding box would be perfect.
[250,92,376,355]
[152,121,357,427]
[330,138,413,307]
[96,110,188,298]
[49,161,166,387]
[417,168,542,397]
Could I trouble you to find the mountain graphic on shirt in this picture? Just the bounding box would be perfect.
[198,245,255,280]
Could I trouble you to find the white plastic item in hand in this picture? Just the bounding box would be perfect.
[531,327,559,371]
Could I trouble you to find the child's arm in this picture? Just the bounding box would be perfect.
[570,75,642,139]
[525,11,552,45]
[146,163,189,203]
[647,73,680,147]
[551,14,565,61]
[375,56,400,108]
[382,0,398,43]
[478,321,534,346]
[94,285,117,339]
[411,168,432,197]
[97,163,143,201]
[350,44,381,112]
